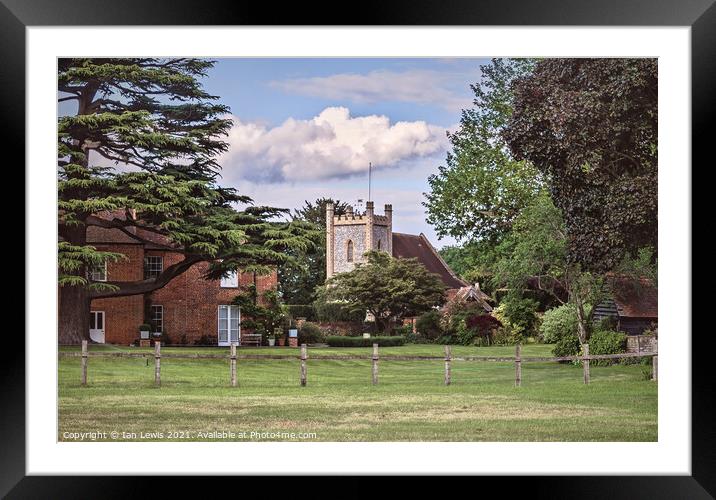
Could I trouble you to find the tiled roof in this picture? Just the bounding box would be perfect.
[85,210,174,248]
[611,277,658,319]
[391,232,468,290]
[454,284,493,311]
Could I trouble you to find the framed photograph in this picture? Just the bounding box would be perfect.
[6,0,710,495]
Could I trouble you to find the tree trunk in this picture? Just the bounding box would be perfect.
[58,284,91,344]
[58,221,91,345]
[575,299,590,345]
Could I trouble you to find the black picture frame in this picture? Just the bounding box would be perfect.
[4,0,709,496]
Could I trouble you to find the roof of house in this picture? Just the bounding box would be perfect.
[610,277,658,319]
[452,284,493,312]
[391,232,468,290]
[85,210,175,249]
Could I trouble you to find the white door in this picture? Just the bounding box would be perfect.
[218,305,240,346]
[89,311,105,343]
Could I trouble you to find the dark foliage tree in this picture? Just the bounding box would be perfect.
[278,198,350,305]
[503,58,658,272]
[58,58,316,344]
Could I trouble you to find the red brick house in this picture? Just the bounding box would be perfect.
[82,212,277,346]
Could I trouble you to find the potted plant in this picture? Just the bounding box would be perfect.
[267,333,276,347]
[277,333,286,347]
[139,323,151,340]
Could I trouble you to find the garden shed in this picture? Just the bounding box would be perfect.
[593,277,658,336]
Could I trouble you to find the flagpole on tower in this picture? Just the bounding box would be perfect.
[368,162,372,203]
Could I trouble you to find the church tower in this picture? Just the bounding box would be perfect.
[326,201,393,279]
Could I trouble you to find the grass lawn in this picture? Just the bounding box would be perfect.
[58,344,657,442]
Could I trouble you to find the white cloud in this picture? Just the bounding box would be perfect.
[270,69,474,111]
[219,107,448,183]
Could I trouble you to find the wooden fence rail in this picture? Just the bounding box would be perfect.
[61,343,657,387]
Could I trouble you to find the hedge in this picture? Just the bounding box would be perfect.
[326,336,405,347]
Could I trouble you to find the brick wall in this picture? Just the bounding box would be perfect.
[88,245,278,345]
[148,252,278,345]
[89,244,144,345]
[91,295,144,345]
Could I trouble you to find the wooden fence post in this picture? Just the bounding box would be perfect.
[582,343,590,385]
[444,345,451,386]
[230,342,237,387]
[154,341,161,387]
[81,340,88,386]
[372,343,379,385]
[515,343,522,387]
[652,337,658,382]
[300,343,307,386]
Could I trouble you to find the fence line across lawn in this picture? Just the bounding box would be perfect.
[65,340,658,388]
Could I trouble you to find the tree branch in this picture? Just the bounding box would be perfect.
[89,255,203,299]
[84,215,181,252]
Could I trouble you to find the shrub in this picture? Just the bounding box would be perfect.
[499,296,539,336]
[442,300,486,333]
[540,304,580,344]
[326,336,405,347]
[466,314,503,337]
[588,330,627,366]
[643,322,658,336]
[404,332,432,344]
[415,310,443,340]
[298,322,325,344]
[491,326,521,346]
[159,332,172,346]
[552,331,581,358]
[455,320,474,346]
[391,324,413,336]
[594,315,618,333]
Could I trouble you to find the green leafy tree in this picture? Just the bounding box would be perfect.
[278,198,350,304]
[504,58,658,272]
[424,58,544,244]
[492,194,606,344]
[232,284,285,339]
[58,58,316,344]
[438,240,504,296]
[319,251,447,333]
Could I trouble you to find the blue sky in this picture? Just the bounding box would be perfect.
[62,58,491,248]
[201,57,490,248]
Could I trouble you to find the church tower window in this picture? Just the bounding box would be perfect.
[347,240,354,262]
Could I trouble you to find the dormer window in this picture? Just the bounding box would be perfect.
[347,240,354,262]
